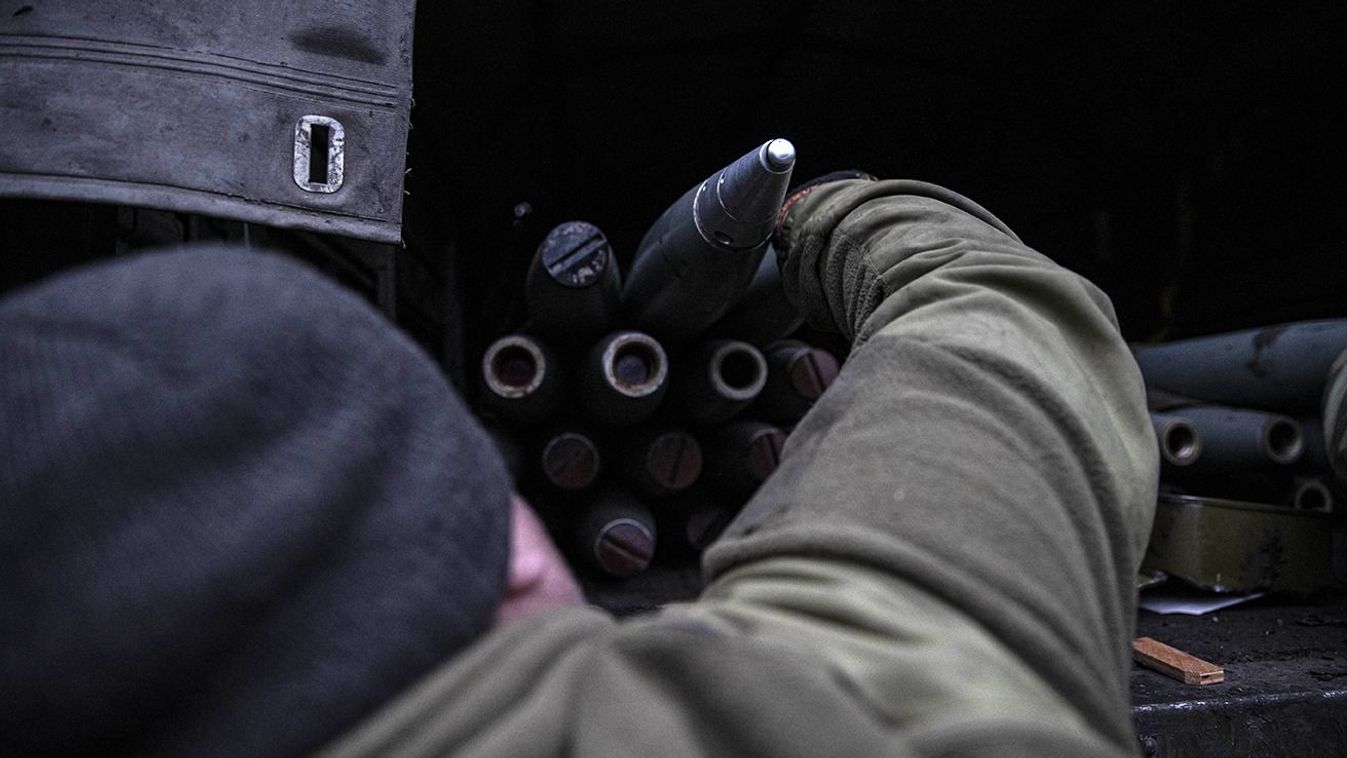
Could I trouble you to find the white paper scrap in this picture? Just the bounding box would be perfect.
[1138,585,1265,616]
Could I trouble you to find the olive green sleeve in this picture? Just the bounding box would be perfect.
[700,179,1158,752]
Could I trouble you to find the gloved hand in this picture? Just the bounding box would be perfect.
[773,170,877,246]
[770,172,880,338]
[770,175,1022,344]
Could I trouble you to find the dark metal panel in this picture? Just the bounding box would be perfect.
[0,1,414,243]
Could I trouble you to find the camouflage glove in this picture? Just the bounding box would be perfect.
[773,171,877,247]
[770,177,1023,344]
[770,171,876,335]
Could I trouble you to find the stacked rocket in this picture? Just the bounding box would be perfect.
[1138,322,1347,512]
[475,139,844,585]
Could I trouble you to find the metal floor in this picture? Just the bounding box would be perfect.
[1132,591,1347,757]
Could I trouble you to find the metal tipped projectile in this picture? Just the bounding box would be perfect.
[614,426,704,497]
[710,250,804,346]
[671,339,768,426]
[480,334,561,426]
[524,221,622,347]
[753,340,841,423]
[1132,321,1347,414]
[623,138,797,343]
[705,420,786,494]
[537,428,602,490]
[575,330,670,428]
[702,138,796,248]
[573,484,658,578]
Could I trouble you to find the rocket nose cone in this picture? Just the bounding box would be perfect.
[763,138,796,172]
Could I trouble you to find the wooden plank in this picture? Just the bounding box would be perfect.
[1132,636,1225,685]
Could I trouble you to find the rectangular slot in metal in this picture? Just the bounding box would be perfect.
[293,115,345,194]
[308,123,331,185]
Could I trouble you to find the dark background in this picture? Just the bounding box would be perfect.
[2,2,1340,379]
[406,1,1344,379]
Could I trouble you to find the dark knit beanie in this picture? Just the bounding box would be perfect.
[0,246,512,757]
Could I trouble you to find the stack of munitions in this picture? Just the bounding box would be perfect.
[1136,321,1347,513]
[474,139,844,591]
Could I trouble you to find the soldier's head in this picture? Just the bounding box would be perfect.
[0,246,578,756]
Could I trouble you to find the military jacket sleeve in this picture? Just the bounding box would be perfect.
[698,179,1158,753]
[319,180,1157,757]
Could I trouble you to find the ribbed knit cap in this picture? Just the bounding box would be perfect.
[0,246,511,757]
